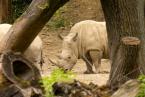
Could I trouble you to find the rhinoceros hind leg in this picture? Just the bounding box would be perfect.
[89,50,103,73]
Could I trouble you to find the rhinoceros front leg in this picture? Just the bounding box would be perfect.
[82,52,95,74]
[89,50,103,73]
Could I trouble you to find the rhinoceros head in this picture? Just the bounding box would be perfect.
[57,33,78,71]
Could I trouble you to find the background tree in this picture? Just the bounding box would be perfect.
[0,0,12,23]
[0,0,33,23]
[101,0,145,91]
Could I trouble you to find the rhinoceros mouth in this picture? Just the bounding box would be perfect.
[67,64,75,70]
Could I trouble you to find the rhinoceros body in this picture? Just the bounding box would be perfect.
[0,24,43,70]
[58,20,109,73]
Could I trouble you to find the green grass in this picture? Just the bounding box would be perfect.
[40,68,75,97]
[136,75,145,97]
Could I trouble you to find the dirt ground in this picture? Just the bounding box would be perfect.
[39,0,110,86]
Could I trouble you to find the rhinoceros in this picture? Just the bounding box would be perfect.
[0,24,43,70]
[57,20,109,73]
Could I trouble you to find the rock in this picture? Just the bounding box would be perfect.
[111,80,139,97]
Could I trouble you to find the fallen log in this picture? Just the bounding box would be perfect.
[0,85,24,97]
[0,51,42,96]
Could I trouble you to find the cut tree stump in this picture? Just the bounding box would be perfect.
[107,36,141,90]
[121,37,140,46]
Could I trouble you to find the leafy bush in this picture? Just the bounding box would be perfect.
[40,68,75,97]
[136,75,145,97]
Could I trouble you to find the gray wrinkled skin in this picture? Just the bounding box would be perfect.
[58,20,109,73]
[0,24,43,70]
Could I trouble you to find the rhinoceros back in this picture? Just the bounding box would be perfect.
[0,24,12,40]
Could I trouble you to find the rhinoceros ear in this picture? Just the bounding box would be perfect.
[58,33,65,40]
[72,33,78,41]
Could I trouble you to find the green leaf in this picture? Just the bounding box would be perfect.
[40,68,75,97]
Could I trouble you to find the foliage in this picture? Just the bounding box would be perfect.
[40,68,75,97]
[136,75,145,97]
[12,0,32,22]
[47,5,70,29]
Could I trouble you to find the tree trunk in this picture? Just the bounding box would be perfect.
[0,0,12,23]
[0,0,69,53]
[100,0,145,91]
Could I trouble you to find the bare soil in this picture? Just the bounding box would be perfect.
[39,0,110,86]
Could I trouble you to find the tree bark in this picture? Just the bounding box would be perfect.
[139,1,145,74]
[0,0,12,23]
[100,0,145,91]
[0,0,69,53]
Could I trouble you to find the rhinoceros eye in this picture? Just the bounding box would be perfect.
[68,56,71,59]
